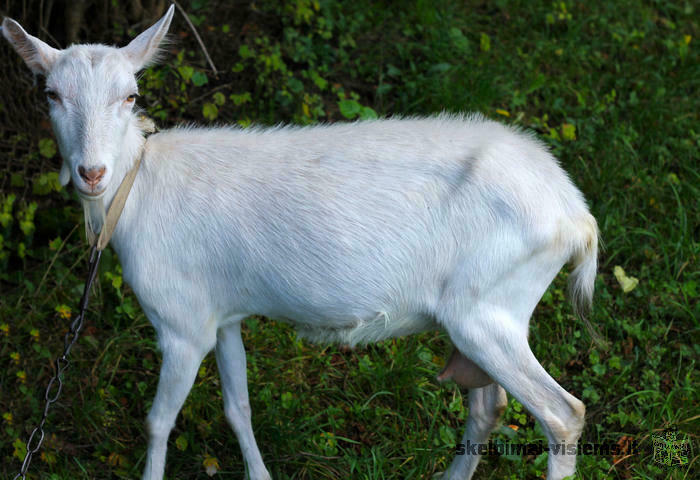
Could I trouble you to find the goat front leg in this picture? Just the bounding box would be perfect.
[142,332,208,480]
[216,321,271,480]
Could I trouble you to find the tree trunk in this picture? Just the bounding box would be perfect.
[65,0,88,45]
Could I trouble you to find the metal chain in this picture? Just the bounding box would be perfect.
[14,245,102,480]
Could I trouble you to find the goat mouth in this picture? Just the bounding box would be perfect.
[78,188,106,199]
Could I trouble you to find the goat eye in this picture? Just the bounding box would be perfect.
[125,94,138,104]
[46,90,59,102]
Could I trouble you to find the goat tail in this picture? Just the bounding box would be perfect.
[567,213,607,348]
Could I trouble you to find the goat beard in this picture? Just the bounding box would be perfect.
[81,196,106,240]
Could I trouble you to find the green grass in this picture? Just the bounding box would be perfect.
[1,0,698,479]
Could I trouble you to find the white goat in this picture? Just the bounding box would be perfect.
[3,6,599,480]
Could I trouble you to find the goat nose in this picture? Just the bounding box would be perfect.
[78,166,106,187]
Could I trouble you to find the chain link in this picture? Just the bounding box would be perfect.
[14,245,102,480]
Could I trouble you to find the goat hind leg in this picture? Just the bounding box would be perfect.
[443,383,507,479]
[442,307,585,480]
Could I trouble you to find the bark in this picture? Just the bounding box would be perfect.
[65,0,88,45]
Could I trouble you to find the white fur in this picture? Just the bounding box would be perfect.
[4,7,599,480]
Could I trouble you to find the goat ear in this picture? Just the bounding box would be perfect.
[59,161,71,186]
[121,4,175,70]
[2,18,60,75]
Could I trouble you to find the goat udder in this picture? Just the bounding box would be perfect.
[437,348,493,389]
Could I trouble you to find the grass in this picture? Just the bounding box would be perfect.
[1,0,698,478]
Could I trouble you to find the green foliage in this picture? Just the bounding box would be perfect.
[338,98,377,120]
[0,194,15,228]
[480,33,491,52]
[1,0,698,479]
[191,71,208,87]
[32,172,62,195]
[201,102,218,121]
[38,138,57,158]
[18,202,37,237]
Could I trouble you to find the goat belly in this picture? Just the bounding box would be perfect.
[294,310,437,346]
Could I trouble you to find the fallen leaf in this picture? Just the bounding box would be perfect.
[203,455,220,477]
[614,266,639,293]
[561,123,576,141]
